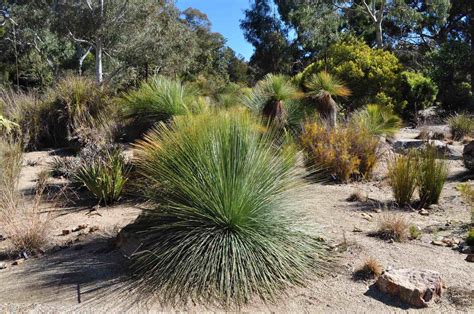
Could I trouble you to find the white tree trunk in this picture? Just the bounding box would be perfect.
[95,39,103,83]
[375,20,383,49]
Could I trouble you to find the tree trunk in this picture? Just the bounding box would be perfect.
[317,93,337,129]
[262,100,287,126]
[375,20,383,49]
[95,39,103,83]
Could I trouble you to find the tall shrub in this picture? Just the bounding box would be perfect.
[388,152,418,207]
[417,146,448,207]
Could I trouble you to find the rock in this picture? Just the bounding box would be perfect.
[376,268,444,308]
[0,234,5,241]
[463,141,474,170]
[62,229,70,236]
[419,209,429,216]
[88,226,100,233]
[441,238,455,247]
[466,254,474,262]
[0,262,6,270]
[72,224,88,232]
[352,227,363,233]
[392,139,426,153]
[431,240,445,246]
[12,258,25,266]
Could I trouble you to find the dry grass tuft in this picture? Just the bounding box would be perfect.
[347,190,368,202]
[374,213,409,242]
[353,257,383,281]
[0,141,50,255]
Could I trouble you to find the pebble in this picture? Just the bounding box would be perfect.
[12,258,25,266]
[419,209,429,216]
[466,254,474,263]
[352,227,363,233]
[62,229,71,236]
[0,262,6,270]
[431,240,446,246]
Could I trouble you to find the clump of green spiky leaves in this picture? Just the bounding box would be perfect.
[447,113,474,141]
[388,151,418,207]
[417,145,448,207]
[352,104,402,137]
[122,76,203,124]
[131,110,328,306]
[243,74,302,126]
[74,147,130,206]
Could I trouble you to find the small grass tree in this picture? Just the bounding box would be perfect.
[130,110,329,305]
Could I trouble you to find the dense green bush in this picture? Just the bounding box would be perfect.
[428,41,472,111]
[299,38,402,110]
[130,110,327,305]
[399,71,438,118]
[351,104,401,137]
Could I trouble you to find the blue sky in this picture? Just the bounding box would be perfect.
[176,0,254,60]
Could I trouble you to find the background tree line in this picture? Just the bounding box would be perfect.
[240,0,473,112]
[0,0,249,90]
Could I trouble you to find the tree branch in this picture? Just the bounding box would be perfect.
[362,0,377,22]
[68,28,94,46]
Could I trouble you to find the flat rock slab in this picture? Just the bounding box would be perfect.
[376,268,444,308]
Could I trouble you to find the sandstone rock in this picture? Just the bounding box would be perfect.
[392,139,425,153]
[376,268,444,308]
[466,254,474,262]
[431,240,445,246]
[463,141,474,170]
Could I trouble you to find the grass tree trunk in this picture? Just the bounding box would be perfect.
[262,100,287,126]
[318,93,337,129]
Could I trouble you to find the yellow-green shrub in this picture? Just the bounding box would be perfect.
[300,121,379,182]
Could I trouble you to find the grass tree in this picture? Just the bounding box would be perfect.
[304,71,351,129]
[130,110,328,305]
[244,74,300,126]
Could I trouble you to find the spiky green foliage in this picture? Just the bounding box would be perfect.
[466,229,474,246]
[304,71,351,99]
[417,146,448,207]
[447,113,474,141]
[352,104,402,137]
[388,152,418,206]
[130,111,327,305]
[122,76,204,123]
[74,148,130,205]
[243,74,302,125]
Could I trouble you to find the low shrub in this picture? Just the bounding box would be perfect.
[353,257,383,280]
[351,104,401,137]
[409,225,422,239]
[447,113,474,141]
[130,111,328,305]
[301,121,379,182]
[466,229,474,246]
[388,152,418,206]
[73,147,130,206]
[375,213,409,242]
[417,146,448,207]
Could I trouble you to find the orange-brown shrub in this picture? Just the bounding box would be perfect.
[300,121,379,182]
